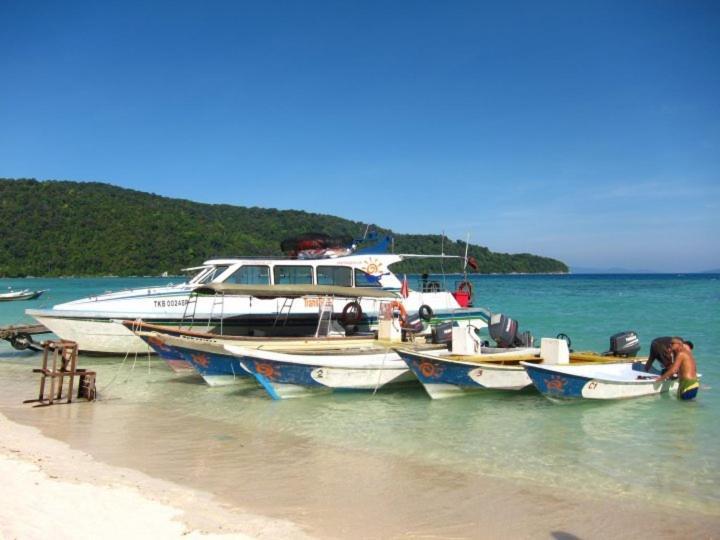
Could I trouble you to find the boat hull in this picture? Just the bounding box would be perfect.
[227,345,411,399]
[522,361,680,400]
[138,333,251,386]
[396,348,538,399]
[0,290,45,301]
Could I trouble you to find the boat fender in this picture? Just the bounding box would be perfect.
[457,280,473,299]
[341,301,363,325]
[9,332,32,351]
[556,333,572,349]
[418,304,434,321]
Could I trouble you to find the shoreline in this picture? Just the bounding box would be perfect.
[2,405,719,539]
[0,412,310,540]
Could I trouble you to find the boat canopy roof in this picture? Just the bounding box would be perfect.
[192,283,399,299]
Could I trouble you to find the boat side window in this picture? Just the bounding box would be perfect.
[199,265,230,284]
[274,265,314,285]
[224,265,270,285]
[354,269,382,288]
[317,266,352,287]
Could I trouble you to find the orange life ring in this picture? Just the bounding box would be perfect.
[389,300,408,324]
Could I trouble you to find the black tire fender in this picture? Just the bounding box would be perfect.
[341,301,362,325]
[418,304,434,322]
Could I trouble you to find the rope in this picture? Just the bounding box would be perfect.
[97,319,142,393]
[372,347,390,396]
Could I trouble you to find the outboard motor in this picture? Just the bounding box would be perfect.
[432,321,454,345]
[404,312,425,334]
[489,313,518,348]
[607,331,641,357]
[516,331,535,348]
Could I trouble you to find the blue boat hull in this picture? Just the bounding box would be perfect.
[139,334,250,386]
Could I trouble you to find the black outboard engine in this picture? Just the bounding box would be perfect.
[516,330,535,348]
[404,313,425,333]
[432,321,454,345]
[607,331,641,357]
[489,314,518,348]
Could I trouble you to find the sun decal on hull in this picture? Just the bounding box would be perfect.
[417,360,444,379]
[255,362,279,380]
[546,376,567,393]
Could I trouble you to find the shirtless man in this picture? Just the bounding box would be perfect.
[655,337,699,400]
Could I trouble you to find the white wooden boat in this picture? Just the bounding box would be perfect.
[394,346,541,399]
[129,322,379,385]
[27,234,487,354]
[521,361,680,400]
[396,334,637,399]
[0,289,46,302]
[224,343,420,399]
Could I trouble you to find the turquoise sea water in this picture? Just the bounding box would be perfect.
[1,274,719,519]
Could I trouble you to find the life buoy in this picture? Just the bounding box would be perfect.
[457,280,473,300]
[418,304,433,321]
[389,300,408,324]
[341,301,363,325]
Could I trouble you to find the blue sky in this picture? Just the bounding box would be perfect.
[1,1,718,272]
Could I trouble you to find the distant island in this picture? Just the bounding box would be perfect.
[0,179,569,277]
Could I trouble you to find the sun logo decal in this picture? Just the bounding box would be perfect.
[255,362,279,380]
[546,376,567,393]
[362,257,384,275]
[418,360,444,379]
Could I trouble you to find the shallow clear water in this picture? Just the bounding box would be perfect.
[1,274,719,520]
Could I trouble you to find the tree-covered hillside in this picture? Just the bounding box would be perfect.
[0,179,568,276]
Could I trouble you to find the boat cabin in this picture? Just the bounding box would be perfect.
[185,254,404,291]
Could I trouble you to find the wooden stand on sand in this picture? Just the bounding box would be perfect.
[24,340,97,407]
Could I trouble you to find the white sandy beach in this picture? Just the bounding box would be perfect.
[0,413,310,540]
[2,406,719,540]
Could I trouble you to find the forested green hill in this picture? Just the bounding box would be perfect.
[0,179,568,276]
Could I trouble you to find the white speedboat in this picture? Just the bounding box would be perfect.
[0,288,46,301]
[27,236,487,354]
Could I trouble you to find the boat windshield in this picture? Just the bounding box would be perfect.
[192,265,230,285]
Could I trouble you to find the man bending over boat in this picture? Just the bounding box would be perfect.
[644,336,693,374]
[654,338,699,400]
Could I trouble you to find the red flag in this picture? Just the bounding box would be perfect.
[467,256,479,271]
[400,274,409,298]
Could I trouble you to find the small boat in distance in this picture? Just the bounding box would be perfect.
[0,288,47,302]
